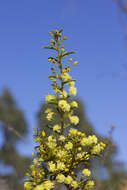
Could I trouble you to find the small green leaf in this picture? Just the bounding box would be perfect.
[62,51,76,57]
[43,46,57,51]
[48,75,58,79]
[59,29,64,33]
[63,79,76,85]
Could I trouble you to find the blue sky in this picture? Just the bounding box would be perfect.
[0,0,127,168]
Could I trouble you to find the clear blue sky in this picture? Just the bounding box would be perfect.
[0,0,127,168]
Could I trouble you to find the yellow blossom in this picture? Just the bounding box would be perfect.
[32,153,35,157]
[59,135,65,142]
[86,180,94,188]
[46,111,54,121]
[70,101,78,108]
[82,169,91,177]
[64,175,73,184]
[73,61,78,66]
[68,81,75,86]
[65,142,73,150]
[91,144,101,154]
[56,174,65,183]
[45,94,56,102]
[24,182,32,189]
[60,90,68,98]
[50,39,54,43]
[58,100,70,112]
[57,161,65,170]
[48,161,56,172]
[35,181,54,190]
[53,124,61,132]
[69,86,77,96]
[69,115,79,125]
[42,131,46,137]
[45,108,52,113]
[69,128,78,135]
[62,73,71,81]
[71,181,78,188]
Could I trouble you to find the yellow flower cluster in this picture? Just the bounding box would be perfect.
[58,100,70,112]
[24,29,106,190]
[53,124,61,132]
[35,180,54,190]
[82,169,91,177]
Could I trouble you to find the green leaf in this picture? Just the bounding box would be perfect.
[48,75,57,79]
[63,79,76,85]
[43,46,57,51]
[59,29,64,33]
[62,51,76,57]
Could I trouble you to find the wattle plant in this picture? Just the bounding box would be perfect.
[24,29,106,190]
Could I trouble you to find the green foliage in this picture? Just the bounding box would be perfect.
[0,88,31,190]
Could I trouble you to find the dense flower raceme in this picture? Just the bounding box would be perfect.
[24,29,106,190]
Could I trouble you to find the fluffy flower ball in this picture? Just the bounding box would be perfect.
[69,115,79,125]
[58,100,70,112]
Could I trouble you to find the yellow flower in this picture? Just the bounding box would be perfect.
[88,135,98,144]
[48,58,52,62]
[60,90,68,98]
[65,142,73,150]
[71,181,78,188]
[69,128,78,135]
[24,182,32,189]
[32,153,35,157]
[76,153,83,159]
[62,73,71,81]
[82,169,91,177]
[68,81,75,86]
[45,108,52,114]
[53,124,61,132]
[69,86,77,96]
[73,61,78,66]
[44,181,54,190]
[64,168,69,172]
[69,58,73,61]
[57,161,65,170]
[59,135,65,142]
[91,144,101,154]
[56,174,65,183]
[33,158,39,165]
[78,147,82,151]
[87,180,94,187]
[47,136,56,148]
[61,47,65,52]
[64,175,73,184]
[35,181,54,190]
[81,135,98,146]
[48,161,56,172]
[57,150,66,158]
[46,112,54,121]
[69,115,79,125]
[45,94,56,102]
[42,131,46,137]
[50,39,54,43]
[100,142,106,150]
[58,100,70,112]
[70,101,78,108]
